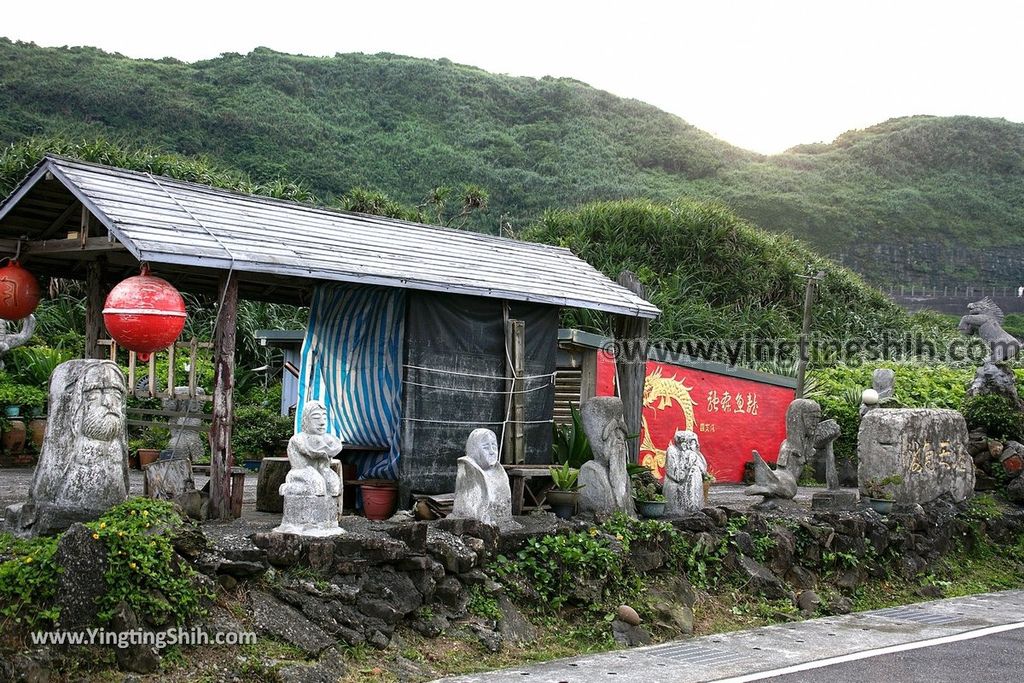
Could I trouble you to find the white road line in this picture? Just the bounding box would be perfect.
[712,621,1024,683]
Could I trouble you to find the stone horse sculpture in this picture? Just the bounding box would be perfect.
[958,297,1021,363]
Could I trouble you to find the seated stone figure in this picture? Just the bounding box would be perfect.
[578,396,636,517]
[274,401,344,536]
[450,428,517,528]
[6,359,128,536]
[745,399,821,502]
[280,401,342,498]
[664,430,707,515]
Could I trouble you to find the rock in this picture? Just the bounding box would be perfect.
[411,612,450,638]
[731,531,756,557]
[764,525,796,577]
[858,409,974,504]
[737,555,789,600]
[54,523,108,630]
[1000,441,1024,479]
[829,595,853,614]
[1007,476,1024,503]
[217,574,237,590]
[277,646,348,683]
[811,490,858,512]
[110,602,161,674]
[497,595,537,645]
[988,440,1005,458]
[256,457,290,513]
[967,361,1023,408]
[974,471,998,491]
[701,507,728,527]
[359,568,422,617]
[249,590,334,657]
[785,566,817,590]
[426,528,477,573]
[616,604,641,626]
[471,624,503,653]
[611,618,653,647]
[796,590,820,616]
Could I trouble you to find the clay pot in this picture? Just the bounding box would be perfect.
[546,489,579,519]
[27,418,46,449]
[137,448,160,468]
[1,419,26,454]
[360,480,398,520]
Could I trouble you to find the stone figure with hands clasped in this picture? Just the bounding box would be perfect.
[664,429,707,515]
[280,401,342,497]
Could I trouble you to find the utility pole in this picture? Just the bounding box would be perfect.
[795,270,825,399]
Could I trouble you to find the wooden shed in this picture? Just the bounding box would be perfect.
[0,155,659,513]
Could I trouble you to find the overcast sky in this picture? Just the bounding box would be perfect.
[3,0,1022,154]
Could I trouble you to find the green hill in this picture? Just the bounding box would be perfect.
[1,39,1022,287]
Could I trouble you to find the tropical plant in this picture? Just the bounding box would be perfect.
[549,462,581,491]
[7,346,75,388]
[552,402,593,469]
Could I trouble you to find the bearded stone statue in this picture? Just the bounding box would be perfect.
[578,396,636,518]
[5,359,128,536]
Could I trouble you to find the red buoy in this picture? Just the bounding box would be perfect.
[0,260,41,321]
[103,265,186,361]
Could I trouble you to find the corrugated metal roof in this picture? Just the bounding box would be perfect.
[0,156,659,318]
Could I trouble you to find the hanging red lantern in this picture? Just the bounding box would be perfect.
[0,259,41,321]
[103,264,186,361]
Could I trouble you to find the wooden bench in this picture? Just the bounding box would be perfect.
[503,464,554,515]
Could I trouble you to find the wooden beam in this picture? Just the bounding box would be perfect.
[208,272,238,520]
[0,236,125,256]
[85,259,107,359]
[39,200,81,239]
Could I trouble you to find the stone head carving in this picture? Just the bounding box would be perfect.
[466,427,500,469]
[581,396,627,465]
[959,298,1021,362]
[28,359,128,512]
[301,400,328,435]
[779,398,821,467]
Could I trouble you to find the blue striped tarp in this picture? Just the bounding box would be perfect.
[295,284,405,480]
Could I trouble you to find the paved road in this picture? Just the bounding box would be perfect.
[437,590,1024,683]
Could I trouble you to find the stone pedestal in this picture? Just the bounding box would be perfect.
[259,458,343,514]
[273,495,345,537]
[811,490,858,511]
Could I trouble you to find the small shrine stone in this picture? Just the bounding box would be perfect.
[273,401,345,537]
[578,397,635,517]
[449,428,518,529]
[5,360,128,536]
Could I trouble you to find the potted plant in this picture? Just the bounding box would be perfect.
[131,426,168,468]
[0,383,47,419]
[629,464,666,518]
[547,462,583,519]
[861,474,904,514]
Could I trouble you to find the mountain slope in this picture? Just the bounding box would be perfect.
[1,39,1022,287]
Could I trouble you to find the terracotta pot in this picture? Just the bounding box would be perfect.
[360,481,398,520]
[2,419,26,454]
[138,448,161,468]
[546,489,579,519]
[27,418,46,449]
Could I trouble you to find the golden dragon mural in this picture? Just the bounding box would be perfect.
[639,367,696,477]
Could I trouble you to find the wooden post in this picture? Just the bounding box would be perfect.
[611,271,649,465]
[209,273,238,519]
[85,259,106,359]
[503,319,526,465]
[795,271,825,399]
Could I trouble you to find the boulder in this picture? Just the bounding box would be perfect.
[858,409,974,504]
[54,523,109,630]
[249,590,334,657]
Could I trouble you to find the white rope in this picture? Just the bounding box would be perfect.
[401,417,554,426]
[404,363,555,382]
[403,379,553,395]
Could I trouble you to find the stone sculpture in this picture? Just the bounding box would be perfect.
[0,315,35,370]
[163,387,207,461]
[958,298,1021,363]
[663,430,707,515]
[5,359,128,536]
[810,419,855,511]
[859,368,895,417]
[273,401,345,536]
[450,428,518,529]
[578,396,636,517]
[745,398,821,503]
[858,408,973,504]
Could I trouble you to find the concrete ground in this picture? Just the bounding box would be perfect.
[437,590,1024,683]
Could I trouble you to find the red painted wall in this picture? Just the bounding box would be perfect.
[596,351,794,482]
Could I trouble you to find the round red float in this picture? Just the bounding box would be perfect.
[0,260,41,320]
[103,264,186,361]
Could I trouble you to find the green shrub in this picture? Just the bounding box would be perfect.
[232,405,293,457]
[961,394,1024,441]
[0,534,61,627]
[87,498,210,625]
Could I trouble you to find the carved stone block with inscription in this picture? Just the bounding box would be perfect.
[857,409,974,504]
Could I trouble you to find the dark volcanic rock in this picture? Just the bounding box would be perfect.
[55,523,109,631]
[249,590,334,656]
